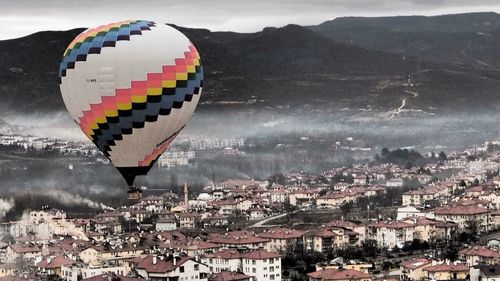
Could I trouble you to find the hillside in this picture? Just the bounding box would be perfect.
[1,13,500,116]
[309,12,500,69]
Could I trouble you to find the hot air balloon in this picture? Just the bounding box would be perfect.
[59,20,203,199]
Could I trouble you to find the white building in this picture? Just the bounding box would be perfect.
[134,255,209,281]
[203,249,281,281]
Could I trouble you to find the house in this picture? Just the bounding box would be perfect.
[432,206,491,233]
[36,255,75,278]
[202,249,243,273]
[470,265,500,281]
[396,206,428,220]
[155,217,177,231]
[134,254,210,281]
[177,213,200,228]
[270,189,289,204]
[400,258,431,281]
[307,268,372,281]
[289,190,319,206]
[327,221,366,246]
[403,217,441,242]
[176,239,222,257]
[422,262,469,281]
[366,221,414,248]
[315,261,372,274]
[82,273,143,280]
[459,246,500,266]
[61,263,130,281]
[487,235,500,248]
[0,263,16,278]
[79,244,147,266]
[258,228,304,253]
[241,250,281,281]
[387,178,404,188]
[208,231,270,250]
[304,228,349,254]
[248,208,266,220]
[5,244,41,263]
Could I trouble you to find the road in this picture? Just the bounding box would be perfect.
[249,212,288,228]
[389,89,419,119]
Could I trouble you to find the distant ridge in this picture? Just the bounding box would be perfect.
[1,13,500,115]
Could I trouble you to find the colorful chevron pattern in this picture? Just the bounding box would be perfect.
[76,43,202,166]
[59,20,156,77]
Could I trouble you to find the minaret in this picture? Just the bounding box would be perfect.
[184,181,189,209]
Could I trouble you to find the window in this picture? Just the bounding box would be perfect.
[252,260,256,265]
[270,274,275,280]
[180,266,185,273]
[194,264,199,271]
[252,268,256,273]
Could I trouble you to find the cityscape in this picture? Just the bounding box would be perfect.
[1,1,500,281]
[0,131,498,281]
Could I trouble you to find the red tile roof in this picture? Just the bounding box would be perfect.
[83,273,143,280]
[134,255,190,273]
[209,271,252,281]
[327,221,358,229]
[313,229,342,238]
[460,246,500,258]
[367,221,413,229]
[423,263,469,272]
[433,206,489,215]
[240,249,281,260]
[307,268,371,280]
[37,255,75,269]
[205,249,243,260]
[208,231,269,245]
[401,258,431,269]
[258,228,304,239]
[9,244,40,253]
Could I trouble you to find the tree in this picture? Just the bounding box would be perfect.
[443,246,458,261]
[381,148,390,158]
[340,202,354,219]
[438,151,447,162]
[463,218,481,242]
[15,255,27,272]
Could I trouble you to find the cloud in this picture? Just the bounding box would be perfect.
[1,0,500,39]
[0,199,14,220]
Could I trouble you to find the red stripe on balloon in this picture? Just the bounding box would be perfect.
[77,43,200,139]
[138,131,180,167]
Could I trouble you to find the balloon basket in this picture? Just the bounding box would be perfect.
[127,187,143,200]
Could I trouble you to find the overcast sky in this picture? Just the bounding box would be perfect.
[1,0,500,40]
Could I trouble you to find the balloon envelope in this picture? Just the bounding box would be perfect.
[59,20,203,185]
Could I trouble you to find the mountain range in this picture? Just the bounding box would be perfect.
[1,12,500,115]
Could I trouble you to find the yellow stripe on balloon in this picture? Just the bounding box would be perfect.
[147,88,162,96]
[162,80,176,88]
[132,95,148,103]
[117,103,132,110]
[105,110,118,117]
[176,73,187,80]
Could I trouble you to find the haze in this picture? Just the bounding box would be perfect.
[2,0,500,39]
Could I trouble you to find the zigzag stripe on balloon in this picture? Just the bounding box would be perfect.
[59,20,156,77]
[77,43,202,154]
[138,127,183,167]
